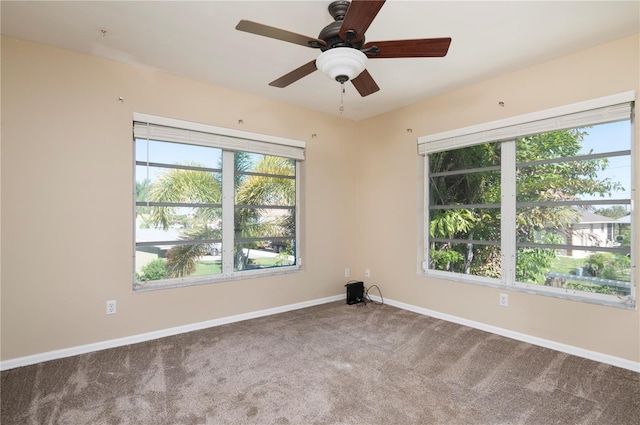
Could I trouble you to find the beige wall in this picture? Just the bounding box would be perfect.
[0,36,359,360]
[354,34,640,363]
[1,33,638,364]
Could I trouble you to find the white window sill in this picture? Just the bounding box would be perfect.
[134,265,303,292]
[418,270,636,310]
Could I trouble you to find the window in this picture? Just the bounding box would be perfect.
[419,92,635,307]
[233,152,297,270]
[133,114,305,290]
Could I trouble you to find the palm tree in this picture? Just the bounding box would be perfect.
[149,166,221,231]
[146,165,221,278]
[234,155,296,269]
[135,179,153,228]
[144,155,295,278]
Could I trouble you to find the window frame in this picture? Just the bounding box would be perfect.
[418,92,636,309]
[133,113,305,291]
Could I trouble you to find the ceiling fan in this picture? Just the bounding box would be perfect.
[235,0,452,97]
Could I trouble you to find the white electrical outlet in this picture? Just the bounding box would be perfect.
[499,293,508,307]
[365,268,371,278]
[345,268,350,278]
[106,300,117,315]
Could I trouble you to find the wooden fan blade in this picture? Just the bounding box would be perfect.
[339,0,385,43]
[351,69,380,97]
[236,20,326,48]
[269,60,318,88]
[363,38,452,58]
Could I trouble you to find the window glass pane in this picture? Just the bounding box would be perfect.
[428,143,502,280]
[136,207,221,241]
[236,152,295,176]
[516,206,585,245]
[516,123,631,203]
[135,243,222,282]
[139,139,222,169]
[136,138,148,162]
[517,247,631,297]
[517,156,631,203]
[514,122,632,299]
[517,206,630,247]
[515,204,631,288]
[136,166,221,204]
[430,171,500,206]
[135,166,153,204]
[235,208,294,238]
[429,143,501,173]
[430,208,501,241]
[135,138,224,285]
[429,144,500,210]
[236,176,296,207]
[430,241,501,278]
[234,241,296,272]
[583,120,631,153]
[233,151,297,272]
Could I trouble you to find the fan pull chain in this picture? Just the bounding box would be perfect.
[339,83,345,114]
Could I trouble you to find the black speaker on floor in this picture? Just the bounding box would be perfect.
[345,281,364,305]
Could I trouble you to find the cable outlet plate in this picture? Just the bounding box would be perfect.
[106,300,117,315]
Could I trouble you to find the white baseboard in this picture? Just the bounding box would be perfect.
[4,294,638,373]
[375,296,640,373]
[0,294,344,371]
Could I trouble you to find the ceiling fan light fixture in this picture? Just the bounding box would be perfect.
[316,47,367,83]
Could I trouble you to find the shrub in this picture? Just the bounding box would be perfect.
[137,258,168,281]
[430,249,464,271]
[584,252,629,280]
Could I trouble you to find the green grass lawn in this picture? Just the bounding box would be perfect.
[249,257,283,267]
[551,255,630,281]
[193,256,286,275]
[550,256,584,274]
[548,255,630,295]
[193,260,222,276]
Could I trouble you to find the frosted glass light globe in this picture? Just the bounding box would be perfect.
[316,47,367,83]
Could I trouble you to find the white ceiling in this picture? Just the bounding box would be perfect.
[1,1,638,121]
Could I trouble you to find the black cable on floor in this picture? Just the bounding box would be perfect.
[364,284,383,305]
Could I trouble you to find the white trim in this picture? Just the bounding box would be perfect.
[418,90,636,154]
[3,294,637,373]
[423,155,430,267]
[221,150,235,277]
[0,295,343,371]
[374,296,640,373]
[134,261,303,292]
[501,140,517,285]
[418,269,634,309]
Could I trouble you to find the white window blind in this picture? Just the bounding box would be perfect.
[133,113,305,161]
[418,91,635,155]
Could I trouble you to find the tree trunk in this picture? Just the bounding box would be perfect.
[464,233,474,274]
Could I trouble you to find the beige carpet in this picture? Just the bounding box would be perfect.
[2,301,639,424]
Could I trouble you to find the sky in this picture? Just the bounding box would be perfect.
[578,119,632,205]
[136,119,633,209]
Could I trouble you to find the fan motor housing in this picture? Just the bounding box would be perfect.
[318,1,365,51]
[328,0,350,20]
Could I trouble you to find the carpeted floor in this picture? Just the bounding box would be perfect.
[2,301,639,424]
